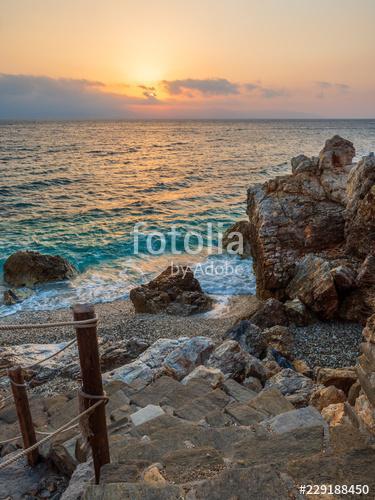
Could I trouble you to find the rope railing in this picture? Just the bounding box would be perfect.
[0,316,98,331]
[0,305,110,482]
[0,399,106,470]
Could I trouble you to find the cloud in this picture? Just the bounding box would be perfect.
[0,74,155,119]
[314,81,351,98]
[162,78,239,96]
[243,82,288,98]
[138,84,157,99]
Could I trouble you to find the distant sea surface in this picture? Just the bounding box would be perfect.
[1,119,374,316]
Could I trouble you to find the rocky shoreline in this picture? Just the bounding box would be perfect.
[0,135,374,499]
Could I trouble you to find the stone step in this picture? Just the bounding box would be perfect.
[162,446,224,483]
[174,388,230,421]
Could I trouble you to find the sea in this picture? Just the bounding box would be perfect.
[1,119,374,317]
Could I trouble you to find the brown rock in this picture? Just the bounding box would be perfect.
[363,314,375,344]
[316,367,357,394]
[284,298,312,326]
[292,359,312,377]
[181,365,224,389]
[345,153,375,258]
[4,251,77,287]
[355,394,375,435]
[319,135,355,170]
[129,265,212,315]
[330,265,356,291]
[142,465,167,485]
[347,381,361,406]
[250,298,288,328]
[310,385,346,411]
[222,220,252,257]
[321,402,346,427]
[287,254,338,319]
[263,325,294,359]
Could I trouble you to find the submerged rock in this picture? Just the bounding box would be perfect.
[130,265,212,315]
[4,250,77,287]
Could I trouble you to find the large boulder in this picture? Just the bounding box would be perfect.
[249,298,289,328]
[163,337,215,380]
[286,254,338,319]
[207,340,266,383]
[129,265,212,315]
[3,251,77,287]
[246,138,349,300]
[345,153,375,258]
[265,368,316,407]
[223,320,265,357]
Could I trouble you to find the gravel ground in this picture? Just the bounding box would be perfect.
[291,320,363,368]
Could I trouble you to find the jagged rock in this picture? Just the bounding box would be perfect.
[250,298,288,328]
[4,251,77,287]
[321,402,346,427]
[286,254,338,319]
[181,366,224,389]
[223,320,265,357]
[340,255,375,322]
[222,220,252,257]
[265,368,316,407]
[363,314,375,344]
[61,461,94,500]
[292,359,312,377]
[142,464,167,485]
[318,135,355,204]
[263,325,294,359]
[345,153,375,257]
[247,145,346,300]
[310,385,346,411]
[316,367,357,394]
[262,360,282,379]
[330,265,357,292]
[291,154,318,176]
[129,265,212,315]
[243,376,263,392]
[207,340,265,383]
[347,380,361,406]
[100,338,150,371]
[355,394,375,434]
[163,337,215,380]
[284,298,312,326]
[130,405,165,426]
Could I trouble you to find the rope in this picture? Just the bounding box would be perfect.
[0,399,105,470]
[0,316,98,331]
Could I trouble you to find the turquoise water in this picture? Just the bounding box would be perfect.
[1,119,374,316]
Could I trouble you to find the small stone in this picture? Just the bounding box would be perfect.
[243,376,263,392]
[263,325,294,359]
[292,359,312,377]
[261,406,326,434]
[130,405,165,427]
[181,365,224,389]
[142,465,167,485]
[321,403,346,427]
[265,368,316,407]
[310,385,346,411]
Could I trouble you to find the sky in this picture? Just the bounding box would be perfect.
[0,0,374,119]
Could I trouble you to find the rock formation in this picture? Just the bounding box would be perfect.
[129,265,212,315]
[247,136,374,322]
[4,250,77,287]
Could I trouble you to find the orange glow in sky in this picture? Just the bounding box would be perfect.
[0,0,374,118]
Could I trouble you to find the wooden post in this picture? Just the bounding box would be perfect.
[73,304,110,483]
[8,366,39,466]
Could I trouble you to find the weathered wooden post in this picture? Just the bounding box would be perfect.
[8,366,39,466]
[73,303,110,483]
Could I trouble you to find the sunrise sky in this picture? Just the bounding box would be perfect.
[1,0,374,119]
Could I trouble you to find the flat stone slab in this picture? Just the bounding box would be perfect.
[188,464,298,500]
[222,379,258,403]
[260,406,326,434]
[248,387,294,416]
[232,425,324,466]
[130,404,165,427]
[225,402,267,425]
[174,389,230,421]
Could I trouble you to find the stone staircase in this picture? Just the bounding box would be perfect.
[61,375,375,499]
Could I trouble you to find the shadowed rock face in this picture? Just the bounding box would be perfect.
[246,135,374,322]
[129,265,212,315]
[4,250,77,287]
